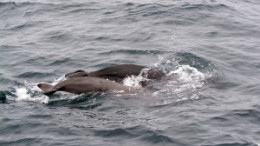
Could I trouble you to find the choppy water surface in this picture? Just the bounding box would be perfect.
[1,0,260,145]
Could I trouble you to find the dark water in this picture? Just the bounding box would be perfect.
[1,0,260,145]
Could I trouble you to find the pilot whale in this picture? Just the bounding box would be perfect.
[65,64,166,83]
[37,77,138,95]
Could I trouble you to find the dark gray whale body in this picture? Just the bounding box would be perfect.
[65,64,166,82]
[38,77,137,95]
[38,64,166,95]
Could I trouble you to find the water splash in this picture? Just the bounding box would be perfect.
[121,58,212,103]
[151,52,216,104]
[156,64,209,97]
[123,68,150,88]
[169,65,206,86]
[14,75,67,104]
[15,87,49,104]
[123,75,143,88]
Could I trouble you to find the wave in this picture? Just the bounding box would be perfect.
[100,49,165,55]
[15,72,54,78]
[94,126,176,144]
[0,91,8,103]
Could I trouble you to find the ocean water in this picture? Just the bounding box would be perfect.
[1,0,260,145]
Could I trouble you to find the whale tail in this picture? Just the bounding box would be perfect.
[37,83,56,95]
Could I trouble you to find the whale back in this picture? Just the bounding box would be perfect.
[38,77,134,95]
[88,64,146,78]
[64,64,166,86]
[65,70,88,78]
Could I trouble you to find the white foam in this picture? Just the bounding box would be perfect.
[123,68,150,88]
[15,87,49,104]
[169,65,206,83]
[15,88,31,101]
[152,64,210,103]
[123,75,143,88]
[166,65,207,93]
[14,75,77,104]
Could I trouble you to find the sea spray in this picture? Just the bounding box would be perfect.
[151,64,211,103]
[15,87,49,104]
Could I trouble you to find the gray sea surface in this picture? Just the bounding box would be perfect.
[1,0,260,146]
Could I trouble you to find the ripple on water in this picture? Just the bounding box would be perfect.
[93,126,179,145]
[15,72,54,78]
[99,49,166,55]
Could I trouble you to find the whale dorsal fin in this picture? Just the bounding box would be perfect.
[65,70,88,78]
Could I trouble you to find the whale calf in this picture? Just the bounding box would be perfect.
[65,64,166,83]
[38,77,138,95]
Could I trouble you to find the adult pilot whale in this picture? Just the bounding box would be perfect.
[65,64,166,83]
[38,77,139,95]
